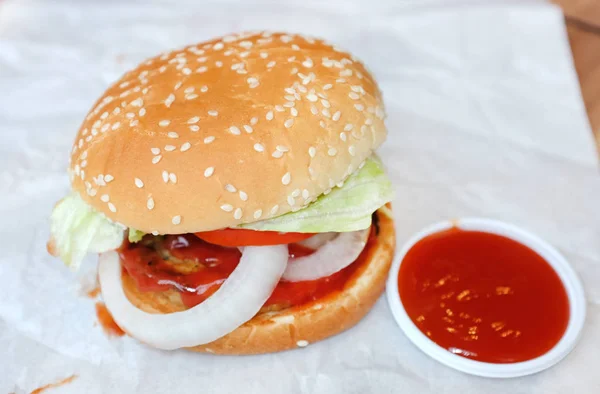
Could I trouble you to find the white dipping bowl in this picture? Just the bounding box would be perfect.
[386,218,586,378]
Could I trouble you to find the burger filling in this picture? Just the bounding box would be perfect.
[120,222,378,312]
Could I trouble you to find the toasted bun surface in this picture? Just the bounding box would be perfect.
[69,32,387,234]
[120,206,395,354]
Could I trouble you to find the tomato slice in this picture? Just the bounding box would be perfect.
[194,228,315,247]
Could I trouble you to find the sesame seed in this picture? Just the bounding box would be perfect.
[220,204,233,212]
[131,98,143,107]
[284,95,295,102]
[349,92,360,100]
[111,122,121,130]
[180,142,191,152]
[282,172,291,185]
[332,111,341,121]
[151,147,160,155]
[201,85,208,92]
[196,66,208,73]
[159,120,170,127]
[354,104,365,111]
[284,101,295,108]
[208,110,218,117]
[287,196,295,206]
[322,109,331,118]
[100,194,110,203]
[323,84,332,90]
[296,339,309,347]
[260,52,268,59]
[272,150,283,158]
[306,93,318,102]
[321,99,330,108]
[108,203,116,213]
[291,189,300,198]
[135,178,144,188]
[186,94,198,100]
[225,184,237,193]
[276,145,289,152]
[308,147,316,158]
[340,132,347,141]
[288,56,296,62]
[254,143,265,152]
[302,189,310,199]
[243,125,253,133]
[254,209,263,219]
[162,171,169,183]
[275,105,285,112]
[266,111,274,120]
[172,215,181,225]
[302,58,313,68]
[344,123,353,131]
[204,167,214,177]
[349,145,356,156]
[213,42,224,50]
[226,126,241,136]
[270,205,279,215]
[267,61,276,68]
[234,208,243,220]
[328,147,338,156]
[189,125,200,132]
[250,117,258,125]
[239,191,248,201]
[291,108,298,117]
[81,160,88,168]
[292,44,300,51]
[319,120,326,128]
[182,68,191,75]
[310,106,318,115]
[165,94,175,107]
[165,145,176,151]
[204,136,215,144]
[104,174,114,183]
[284,119,294,128]
[184,87,195,94]
[129,120,139,127]
[168,132,179,139]
[169,173,177,183]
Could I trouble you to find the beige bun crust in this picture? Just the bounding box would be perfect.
[69,32,387,234]
[120,206,395,354]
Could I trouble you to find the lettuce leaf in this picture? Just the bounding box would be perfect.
[240,157,393,233]
[49,192,125,270]
[128,228,145,243]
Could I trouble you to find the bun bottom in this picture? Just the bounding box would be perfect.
[120,205,396,354]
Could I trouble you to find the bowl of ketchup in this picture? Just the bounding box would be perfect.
[386,218,586,378]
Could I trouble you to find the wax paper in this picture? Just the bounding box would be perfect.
[1,0,599,393]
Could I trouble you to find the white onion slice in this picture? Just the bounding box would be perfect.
[298,232,338,250]
[283,229,370,282]
[98,245,289,350]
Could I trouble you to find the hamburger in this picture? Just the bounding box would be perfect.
[48,31,395,354]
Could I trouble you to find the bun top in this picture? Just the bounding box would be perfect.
[69,32,387,234]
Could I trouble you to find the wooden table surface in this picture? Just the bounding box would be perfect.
[555,0,600,151]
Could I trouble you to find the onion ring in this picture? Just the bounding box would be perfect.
[98,244,288,349]
[282,229,369,282]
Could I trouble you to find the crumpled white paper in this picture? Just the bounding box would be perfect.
[1,0,599,393]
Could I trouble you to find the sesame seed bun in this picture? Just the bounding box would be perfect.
[120,206,395,354]
[69,32,387,234]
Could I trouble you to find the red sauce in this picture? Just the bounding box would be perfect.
[120,231,373,309]
[398,228,570,363]
[86,286,100,298]
[30,375,77,394]
[95,302,125,337]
